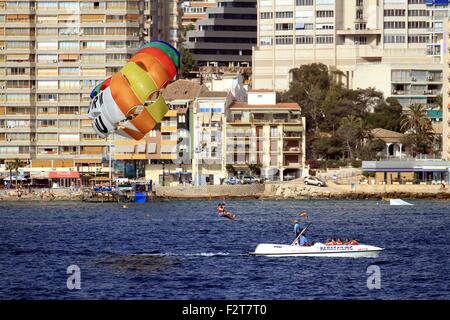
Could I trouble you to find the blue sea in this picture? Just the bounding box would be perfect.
[0,200,449,299]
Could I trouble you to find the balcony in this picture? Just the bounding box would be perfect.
[284,161,301,167]
[392,89,441,96]
[230,115,302,124]
[283,132,303,139]
[283,147,302,153]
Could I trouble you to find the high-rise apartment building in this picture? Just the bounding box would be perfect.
[147,0,182,48]
[185,0,257,67]
[442,18,450,160]
[0,0,144,184]
[253,0,446,110]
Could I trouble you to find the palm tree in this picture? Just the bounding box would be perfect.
[5,162,14,189]
[400,104,431,134]
[400,104,437,156]
[8,158,25,189]
[338,115,368,160]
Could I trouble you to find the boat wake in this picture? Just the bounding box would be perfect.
[133,252,244,257]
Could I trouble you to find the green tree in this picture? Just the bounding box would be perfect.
[284,63,331,134]
[226,164,236,176]
[359,139,386,161]
[337,115,369,160]
[247,163,262,176]
[400,104,437,156]
[434,94,442,110]
[180,46,196,78]
[365,97,403,132]
[6,158,25,189]
[179,24,197,78]
[311,135,344,160]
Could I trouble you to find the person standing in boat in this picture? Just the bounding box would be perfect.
[293,219,302,240]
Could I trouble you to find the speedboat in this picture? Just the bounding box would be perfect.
[249,242,384,258]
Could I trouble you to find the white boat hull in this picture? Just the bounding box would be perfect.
[249,243,384,258]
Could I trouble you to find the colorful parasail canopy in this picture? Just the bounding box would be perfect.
[88,41,180,140]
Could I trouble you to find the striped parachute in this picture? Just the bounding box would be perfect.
[88,41,180,140]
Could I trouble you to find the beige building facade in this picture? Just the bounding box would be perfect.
[252,0,444,99]
[192,91,233,185]
[147,0,182,48]
[443,18,450,160]
[226,91,306,181]
[0,0,145,184]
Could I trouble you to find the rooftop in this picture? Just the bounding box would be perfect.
[371,128,404,143]
[198,91,230,98]
[162,79,209,101]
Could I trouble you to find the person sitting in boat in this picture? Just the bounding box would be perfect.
[325,239,333,246]
[299,233,308,246]
[336,238,343,245]
[344,238,351,245]
[350,238,359,245]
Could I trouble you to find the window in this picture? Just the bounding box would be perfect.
[275,35,293,45]
[296,35,314,44]
[316,35,334,44]
[276,11,293,19]
[316,11,334,18]
[384,21,406,29]
[384,35,406,43]
[260,12,273,19]
[408,34,429,43]
[296,0,314,5]
[270,126,278,137]
[354,36,368,45]
[276,23,293,31]
[384,9,405,17]
[260,36,273,46]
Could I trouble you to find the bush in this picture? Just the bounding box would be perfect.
[351,159,362,168]
[308,160,320,169]
[362,171,375,178]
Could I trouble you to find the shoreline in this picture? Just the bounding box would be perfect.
[1,185,450,201]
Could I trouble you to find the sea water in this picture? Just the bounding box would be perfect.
[0,200,449,299]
